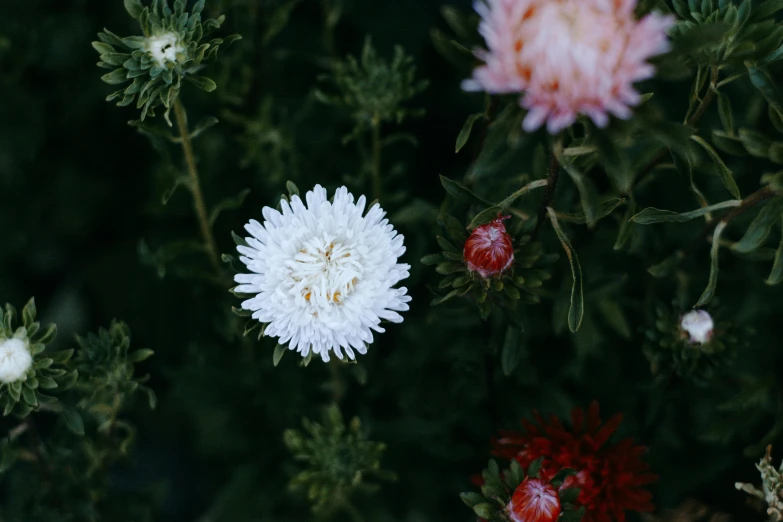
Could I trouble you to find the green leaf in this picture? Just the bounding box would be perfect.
[61,405,85,436]
[559,487,581,504]
[472,503,496,519]
[732,197,783,253]
[501,326,523,376]
[467,206,502,229]
[273,344,286,367]
[101,68,128,85]
[751,0,783,21]
[562,162,600,227]
[128,349,154,363]
[161,176,190,205]
[440,175,492,206]
[767,219,783,285]
[455,113,485,153]
[696,221,727,306]
[717,91,734,133]
[748,65,783,112]
[441,6,474,39]
[614,200,636,251]
[739,128,771,157]
[21,298,36,329]
[460,492,485,508]
[124,0,144,19]
[209,188,251,226]
[547,208,584,333]
[631,200,741,224]
[430,28,474,68]
[527,457,543,478]
[690,135,741,199]
[186,75,217,92]
[671,22,731,54]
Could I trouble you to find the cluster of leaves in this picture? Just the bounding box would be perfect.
[93,0,240,122]
[422,176,559,322]
[282,404,395,517]
[460,457,583,521]
[0,313,157,521]
[0,299,75,417]
[315,37,428,141]
[735,445,783,520]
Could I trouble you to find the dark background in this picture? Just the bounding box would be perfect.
[1,0,781,520]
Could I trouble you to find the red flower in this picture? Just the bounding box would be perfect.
[493,401,657,522]
[507,477,561,522]
[464,215,514,278]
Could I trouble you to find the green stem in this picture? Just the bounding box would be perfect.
[371,116,382,202]
[532,147,561,239]
[173,98,221,274]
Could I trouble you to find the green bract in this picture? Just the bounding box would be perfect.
[283,404,394,516]
[0,298,76,417]
[643,304,741,383]
[422,211,558,321]
[93,0,241,123]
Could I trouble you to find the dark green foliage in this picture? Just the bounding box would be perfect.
[94,0,240,122]
[283,404,394,517]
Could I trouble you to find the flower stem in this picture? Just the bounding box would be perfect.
[533,149,561,239]
[371,116,382,202]
[173,98,221,274]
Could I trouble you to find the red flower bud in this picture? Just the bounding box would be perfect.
[463,215,514,278]
[506,477,561,522]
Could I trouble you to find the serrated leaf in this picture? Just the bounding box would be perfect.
[455,113,485,153]
[547,208,584,332]
[690,135,740,199]
[696,221,727,306]
[631,200,741,224]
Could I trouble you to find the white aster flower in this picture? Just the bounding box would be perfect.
[680,309,714,345]
[0,338,32,384]
[146,32,184,67]
[234,185,411,362]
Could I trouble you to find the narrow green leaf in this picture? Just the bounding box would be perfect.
[696,221,727,306]
[21,298,36,329]
[186,75,217,92]
[527,457,544,479]
[124,0,144,19]
[440,175,492,206]
[751,0,783,21]
[732,197,783,253]
[273,344,286,367]
[690,135,741,198]
[766,217,783,285]
[556,199,626,225]
[61,405,85,436]
[128,349,155,363]
[614,200,636,251]
[441,6,474,39]
[631,200,741,224]
[547,208,584,332]
[717,91,734,133]
[501,326,523,376]
[467,206,502,230]
[101,68,128,85]
[460,492,485,508]
[748,65,783,111]
[209,188,251,226]
[562,162,600,227]
[455,113,485,153]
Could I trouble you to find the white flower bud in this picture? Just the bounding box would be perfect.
[680,310,714,345]
[146,33,184,67]
[0,338,32,383]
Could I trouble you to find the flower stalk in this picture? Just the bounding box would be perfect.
[173,98,221,274]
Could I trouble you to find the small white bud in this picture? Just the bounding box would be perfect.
[0,338,32,383]
[680,310,714,345]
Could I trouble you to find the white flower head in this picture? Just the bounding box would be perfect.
[0,338,32,384]
[680,309,714,345]
[146,32,184,67]
[234,185,411,362]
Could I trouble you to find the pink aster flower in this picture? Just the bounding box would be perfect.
[462,0,675,133]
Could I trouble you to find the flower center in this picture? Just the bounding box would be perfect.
[287,236,362,309]
[0,338,32,384]
[146,33,184,67]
